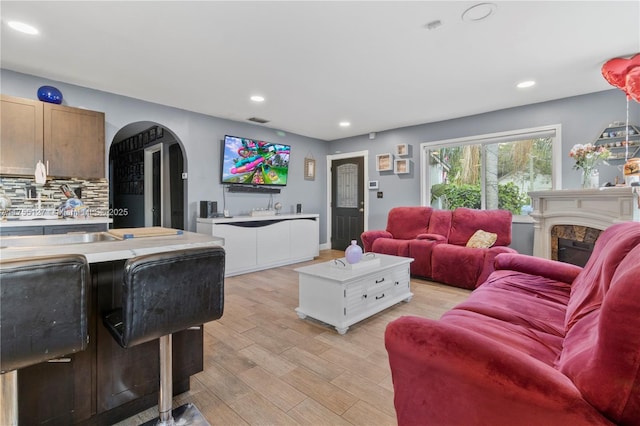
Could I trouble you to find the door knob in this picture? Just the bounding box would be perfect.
[359,208,364,212]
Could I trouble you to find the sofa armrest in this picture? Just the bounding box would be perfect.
[475,246,518,287]
[385,316,610,426]
[416,233,447,242]
[360,230,393,252]
[494,253,582,284]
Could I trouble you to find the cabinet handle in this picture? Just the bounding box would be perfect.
[363,294,368,299]
[375,278,385,284]
[48,358,72,363]
[394,281,399,286]
[188,326,201,330]
[375,293,385,300]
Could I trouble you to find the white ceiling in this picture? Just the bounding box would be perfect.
[1,1,639,141]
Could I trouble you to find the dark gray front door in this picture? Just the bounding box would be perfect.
[331,156,364,250]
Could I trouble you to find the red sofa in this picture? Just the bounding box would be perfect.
[361,206,516,289]
[385,221,640,426]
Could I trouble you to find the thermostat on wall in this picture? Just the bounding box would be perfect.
[368,180,379,190]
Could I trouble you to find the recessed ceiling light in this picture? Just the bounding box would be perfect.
[461,3,497,23]
[339,121,351,127]
[517,80,536,89]
[8,21,39,35]
[250,95,265,102]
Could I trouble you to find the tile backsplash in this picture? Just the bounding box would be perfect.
[0,176,109,217]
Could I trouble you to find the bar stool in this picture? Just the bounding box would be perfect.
[0,254,90,426]
[103,246,225,426]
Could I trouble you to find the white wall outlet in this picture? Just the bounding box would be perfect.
[181,172,188,179]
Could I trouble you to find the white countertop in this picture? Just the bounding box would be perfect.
[0,231,224,263]
[0,217,113,227]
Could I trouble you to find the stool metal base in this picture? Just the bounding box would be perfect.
[140,403,210,426]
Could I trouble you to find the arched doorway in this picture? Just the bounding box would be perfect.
[109,122,186,230]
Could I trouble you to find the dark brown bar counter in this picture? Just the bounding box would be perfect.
[0,231,223,425]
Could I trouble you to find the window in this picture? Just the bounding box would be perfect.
[420,125,561,215]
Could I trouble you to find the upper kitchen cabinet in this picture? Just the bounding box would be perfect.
[0,95,44,175]
[0,94,105,179]
[43,103,105,178]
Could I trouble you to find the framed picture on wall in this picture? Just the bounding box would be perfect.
[394,159,410,174]
[304,157,316,180]
[395,143,409,157]
[376,153,393,171]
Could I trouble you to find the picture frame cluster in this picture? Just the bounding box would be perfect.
[377,143,411,174]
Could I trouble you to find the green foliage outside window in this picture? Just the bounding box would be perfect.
[431,182,527,214]
[429,137,551,214]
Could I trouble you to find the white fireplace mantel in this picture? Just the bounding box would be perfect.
[529,187,640,259]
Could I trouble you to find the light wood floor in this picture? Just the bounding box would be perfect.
[115,250,470,426]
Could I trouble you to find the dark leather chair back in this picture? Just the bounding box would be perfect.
[1,254,90,373]
[104,246,225,348]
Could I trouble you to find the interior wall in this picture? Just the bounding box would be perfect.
[3,68,636,253]
[1,69,330,240]
[327,89,639,254]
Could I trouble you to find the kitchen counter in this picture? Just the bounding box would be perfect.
[3,228,225,425]
[0,230,223,263]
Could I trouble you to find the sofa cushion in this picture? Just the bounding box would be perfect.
[449,208,512,246]
[386,206,432,240]
[563,221,640,332]
[426,208,452,240]
[371,238,411,257]
[431,244,486,290]
[556,223,640,425]
[442,269,572,365]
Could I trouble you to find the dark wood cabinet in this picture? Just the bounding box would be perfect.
[0,95,44,175]
[0,94,105,178]
[18,342,94,424]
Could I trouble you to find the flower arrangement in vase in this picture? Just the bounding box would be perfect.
[569,143,610,188]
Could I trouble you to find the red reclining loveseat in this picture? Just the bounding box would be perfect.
[361,206,516,289]
[385,221,640,425]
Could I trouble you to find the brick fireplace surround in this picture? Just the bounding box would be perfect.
[529,187,639,260]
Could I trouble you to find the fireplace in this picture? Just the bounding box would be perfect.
[551,225,601,267]
[529,187,639,260]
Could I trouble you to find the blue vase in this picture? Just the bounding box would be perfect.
[345,240,363,264]
[37,86,63,104]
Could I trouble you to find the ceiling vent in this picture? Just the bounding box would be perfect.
[247,117,270,124]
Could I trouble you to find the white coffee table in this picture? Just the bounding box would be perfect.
[294,253,413,334]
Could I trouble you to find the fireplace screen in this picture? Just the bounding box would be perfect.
[557,238,595,267]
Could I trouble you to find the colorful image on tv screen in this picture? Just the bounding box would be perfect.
[221,135,290,185]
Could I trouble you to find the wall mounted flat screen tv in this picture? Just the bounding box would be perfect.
[221,135,290,186]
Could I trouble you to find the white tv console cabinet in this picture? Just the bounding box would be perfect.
[196,213,319,276]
